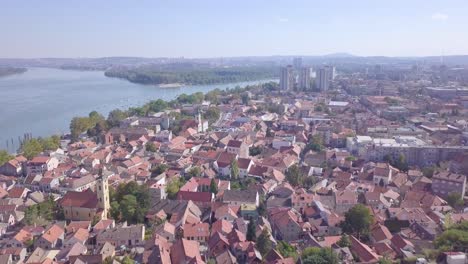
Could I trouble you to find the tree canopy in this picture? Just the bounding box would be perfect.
[230,159,239,179]
[341,204,373,239]
[286,164,304,187]
[247,218,257,241]
[446,192,464,208]
[256,229,272,256]
[21,136,61,159]
[0,150,14,166]
[110,182,150,224]
[302,247,339,264]
[435,221,468,252]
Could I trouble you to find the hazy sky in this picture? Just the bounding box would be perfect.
[1,0,467,58]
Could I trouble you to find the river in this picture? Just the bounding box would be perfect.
[0,67,275,152]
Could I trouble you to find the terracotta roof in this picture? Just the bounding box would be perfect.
[8,186,27,199]
[66,221,91,233]
[30,156,51,164]
[237,158,252,170]
[227,140,243,148]
[14,229,33,243]
[183,222,210,238]
[177,191,212,203]
[60,189,98,208]
[42,224,64,243]
[371,224,392,242]
[212,219,233,235]
[350,235,380,263]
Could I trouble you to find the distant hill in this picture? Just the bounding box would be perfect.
[0,67,27,77]
[322,52,356,58]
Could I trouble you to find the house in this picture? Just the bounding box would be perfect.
[10,229,33,248]
[223,189,259,207]
[226,140,249,158]
[170,238,204,264]
[237,158,254,178]
[64,228,89,248]
[349,235,380,263]
[26,247,59,264]
[26,156,59,175]
[268,207,303,242]
[182,222,210,243]
[35,224,65,249]
[373,163,393,186]
[0,247,27,263]
[0,156,26,176]
[154,222,176,242]
[177,191,213,210]
[334,190,358,213]
[431,172,466,198]
[96,224,145,248]
[370,224,392,243]
[208,232,231,257]
[59,176,110,221]
[214,152,238,177]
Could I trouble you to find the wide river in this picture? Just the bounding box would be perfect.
[0,67,275,152]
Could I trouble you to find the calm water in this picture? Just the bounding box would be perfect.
[0,67,274,152]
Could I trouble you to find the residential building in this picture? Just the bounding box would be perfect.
[432,172,467,198]
[280,65,294,91]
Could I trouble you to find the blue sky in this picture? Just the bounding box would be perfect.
[1,0,467,58]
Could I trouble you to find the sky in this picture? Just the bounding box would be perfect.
[1,0,467,58]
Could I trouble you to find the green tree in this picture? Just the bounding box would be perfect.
[210,178,218,194]
[70,117,92,141]
[166,177,184,200]
[395,154,409,172]
[151,164,168,176]
[21,139,43,159]
[145,142,157,152]
[422,166,435,178]
[230,159,239,179]
[249,146,262,156]
[120,195,138,223]
[341,204,373,239]
[378,257,393,264]
[337,234,351,248]
[107,109,128,127]
[187,166,201,179]
[38,136,61,151]
[121,256,135,264]
[203,107,221,124]
[0,150,14,166]
[447,192,464,208]
[146,99,168,113]
[110,201,120,221]
[276,241,298,260]
[302,247,339,264]
[247,218,257,241]
[241,93,250,105]
[258,196,267,217]
[435,221,468,251]
[256,229,272,256]
[286,164,304,187]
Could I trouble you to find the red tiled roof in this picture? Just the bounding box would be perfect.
[183,222,210,238]
[60,189,98,208]
[177,191,212,203]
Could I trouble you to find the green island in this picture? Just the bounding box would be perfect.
[104,64,278,85]
[0,67,27,77]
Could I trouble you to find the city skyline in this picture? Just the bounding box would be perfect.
[1,0,467,58]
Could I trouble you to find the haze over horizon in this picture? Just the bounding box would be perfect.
[1,0,467,58]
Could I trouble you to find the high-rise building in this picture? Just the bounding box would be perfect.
[293,57,302,69]
[280,65,294,91]
[298,67,311,90]
[316,66,331,91]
